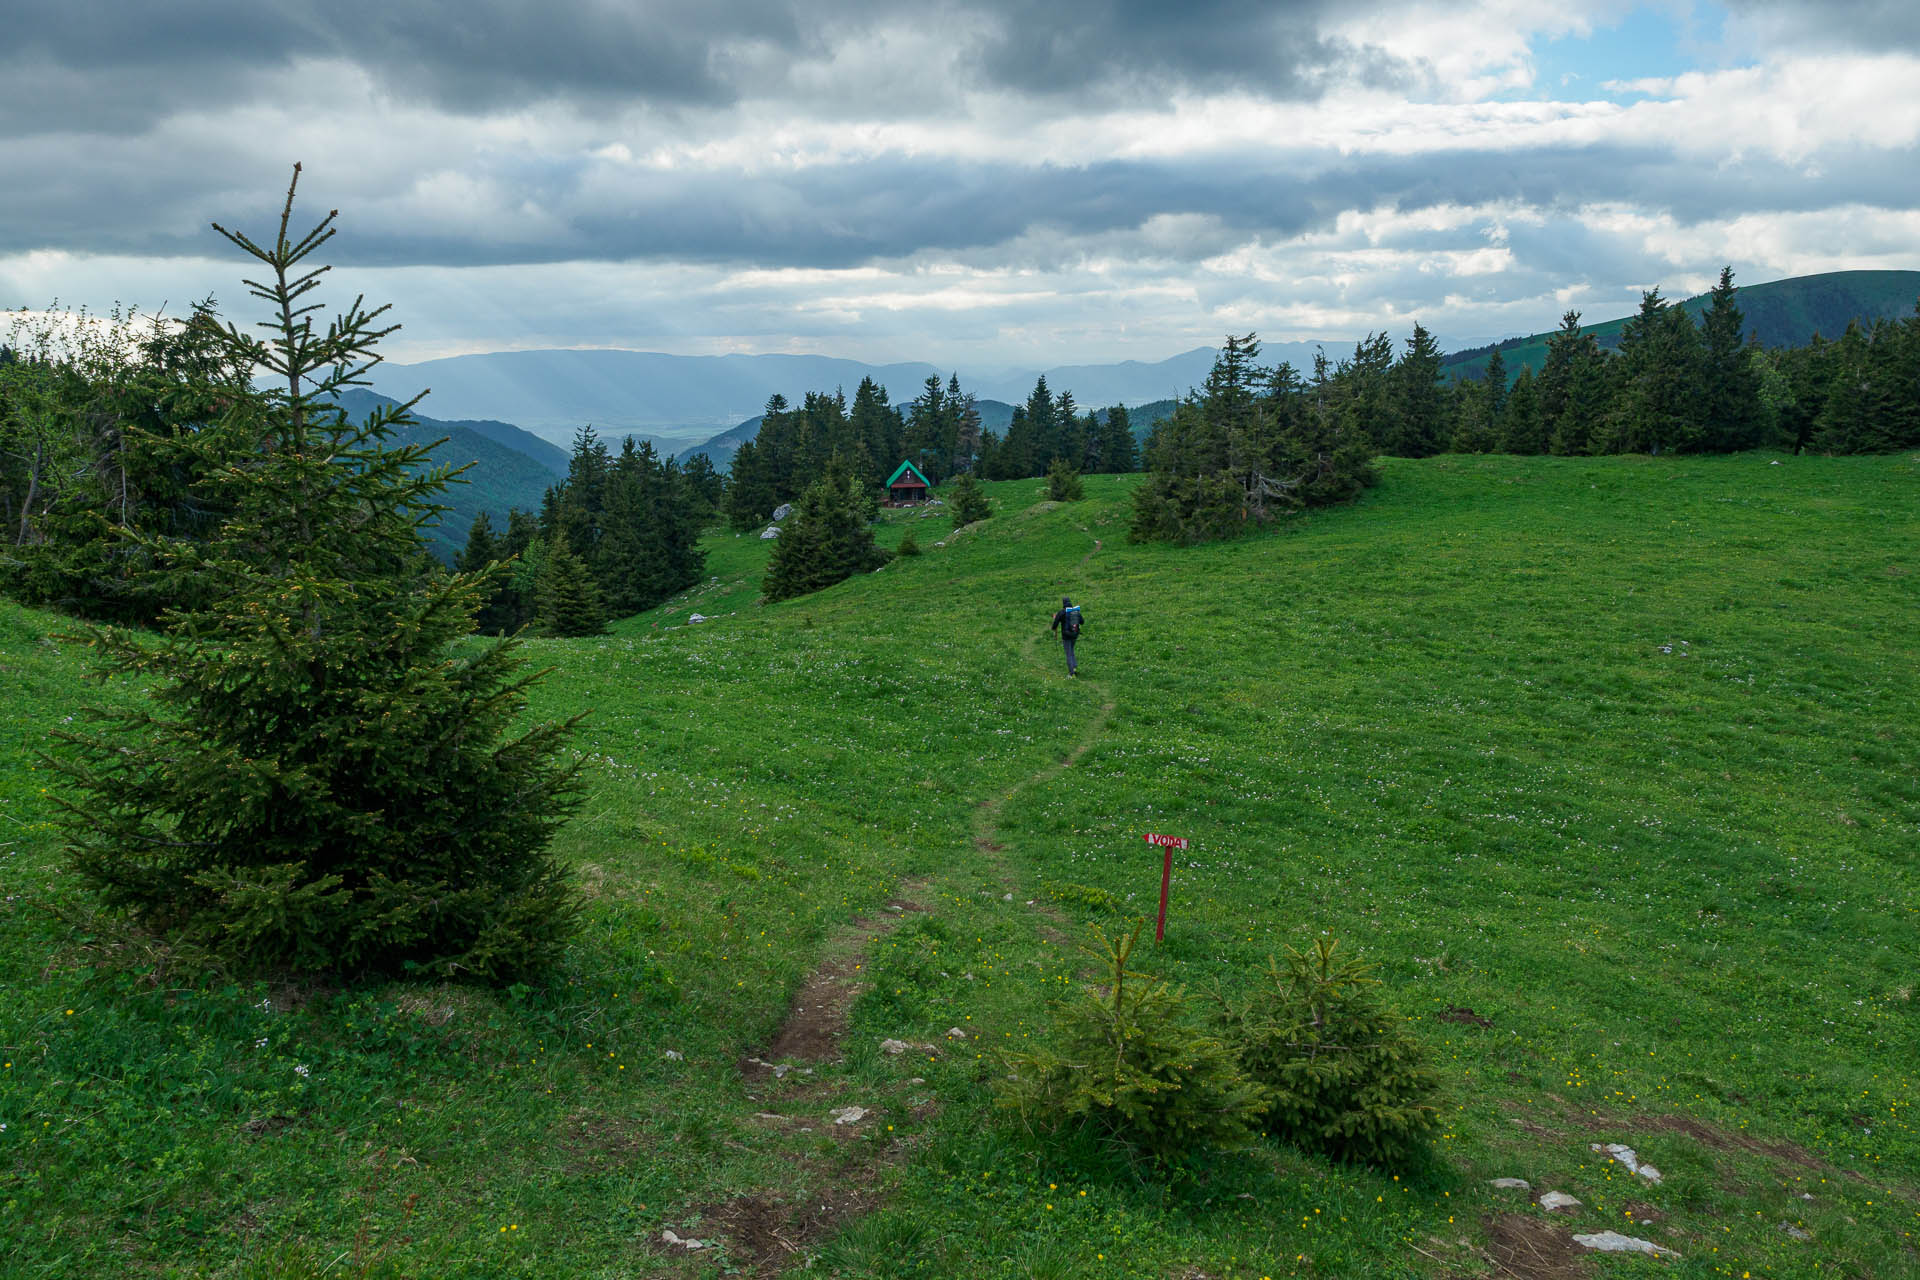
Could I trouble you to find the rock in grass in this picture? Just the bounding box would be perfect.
[1591,1142,1663,1184]
[1572,1231,1678,1258]
[662,1230,707,1250]
[880,1038,912,1054]
[1488,1178,1531,1191]
[1538,1191,1582,1213]
[1780,1223,1811,1240]
[831,1106,868,1125]
[945,1027,968,1040]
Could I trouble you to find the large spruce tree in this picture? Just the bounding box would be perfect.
[47,169,581,980]
[1698,267,1766,452]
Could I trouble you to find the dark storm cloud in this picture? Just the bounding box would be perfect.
[8,126,1911,273]
[0,1,799,125]
[1,0,1380,131]
[0,0,802,127]
[965,0,1397,99]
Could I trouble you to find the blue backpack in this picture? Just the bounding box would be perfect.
[1062,605,1082,637]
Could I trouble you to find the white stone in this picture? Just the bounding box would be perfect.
[1538,1192,1582,1213]
[1572,1231,1678,1259]
[1779,1223,1811,1240]
[946,1027,968,1040]
[1591,1142,1663,1184]
[662,1049,683,1061]
[831,1106,867,1125]
[688,614,708,624]
[1488,1178,1531,1191]
[760,525,780,539]
[771,504,794,521]
[880,1039,912,1055]
[662,1230,707,1250]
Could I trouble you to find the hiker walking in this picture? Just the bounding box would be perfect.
[1049,596,1083,677]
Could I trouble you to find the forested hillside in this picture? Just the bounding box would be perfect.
[331,389,565,562]
[1443,269,1920,380]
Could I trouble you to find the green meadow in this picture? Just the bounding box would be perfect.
[2,454,1916,1278]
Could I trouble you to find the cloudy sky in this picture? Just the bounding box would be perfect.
[4,0,1918,366]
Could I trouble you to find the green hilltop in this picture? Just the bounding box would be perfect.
[1443,269,1920,380]
[3,457,1916,1276]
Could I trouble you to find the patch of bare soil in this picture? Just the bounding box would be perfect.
[1481,1213,1592,1280]
[1631,1113,1822,1170]
[742,883,930,1076]
[699,1183,886,1276]
[1439,1005,1493,1028]
[557,1110,651,1174]
[706,881,938,1271]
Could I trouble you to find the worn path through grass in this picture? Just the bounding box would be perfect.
[700,521,1124,1271]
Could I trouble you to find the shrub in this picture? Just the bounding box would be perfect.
[1216,937,1439,1166]
[998,923,1264,1165]
[896,526,922,556]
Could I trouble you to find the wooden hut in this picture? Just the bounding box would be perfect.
[885,460,933,505]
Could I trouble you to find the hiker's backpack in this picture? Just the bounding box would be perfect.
[1062,605,1082,637]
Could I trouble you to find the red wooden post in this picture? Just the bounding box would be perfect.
[1145,833,1188,943]
[1156,844,1172,942]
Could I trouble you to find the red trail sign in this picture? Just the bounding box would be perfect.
[1144,833,1188,942]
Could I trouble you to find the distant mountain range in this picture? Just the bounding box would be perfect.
[1440,269,1920,381]
[331,389,563,562]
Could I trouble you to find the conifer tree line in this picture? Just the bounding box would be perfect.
[976,376,1139,481]
[459,425,709,638]
[0,304,264,623]
[1129,334,1381,543]
[722,372,1138,532]
[1369,269,1920,459]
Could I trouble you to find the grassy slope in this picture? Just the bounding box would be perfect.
[2,457,1916,1278]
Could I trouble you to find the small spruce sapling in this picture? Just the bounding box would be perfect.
[948,473,991,526]
[1045,457,1084,501]
[998,923,1264,1165]
[1216,937,1439,1166]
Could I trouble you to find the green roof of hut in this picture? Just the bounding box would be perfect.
[886,461,933,490]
